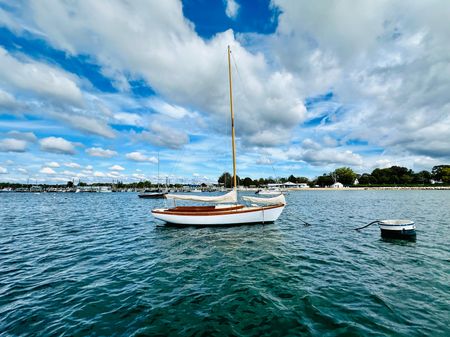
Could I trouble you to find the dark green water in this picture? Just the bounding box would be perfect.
[1,191,449,336]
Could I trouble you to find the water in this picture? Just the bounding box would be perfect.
[1,190,449,336]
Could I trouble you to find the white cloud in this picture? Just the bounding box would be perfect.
[147,98,191,119]
[301,149,363,167]
[64,162,81,169]
[271,0,450,160]
[40,167,56,174]
[2,0,450,178]
[109,164,125,171]
[126,151,158,163]
[47,161,60,168]
[17,168,27,173]
[94,171,105,177]
[107,171,121,178]
[13,1,306,147]
[39,136,76,154]
[134,122,189,149]
[0,88,22,112]
[0,165,7,174]
[0,47,83,105]
[256,157,273,165]
[6,131,37,142]
[51,111,116,138]
[225,0,240,19]
[0,138,27,152]
[86,147,117,158]
[85,165,93,170]
[113,112,143,126]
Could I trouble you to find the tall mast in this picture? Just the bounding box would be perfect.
[157,152,160,190]
[228,45,237,190]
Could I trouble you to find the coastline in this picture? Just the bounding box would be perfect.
[284,186,450,191]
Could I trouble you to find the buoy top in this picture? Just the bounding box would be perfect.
[379,219,414,225]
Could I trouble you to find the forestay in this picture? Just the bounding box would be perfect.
[165,190,237,203]
[242,194,286,205]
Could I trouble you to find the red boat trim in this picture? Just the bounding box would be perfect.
[152,203,284,216]
[167,205,244,213]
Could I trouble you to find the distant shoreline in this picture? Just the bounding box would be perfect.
[285,186,450,191]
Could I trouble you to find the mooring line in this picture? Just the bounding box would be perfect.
[353,220,380,231]
[299,217,312,227]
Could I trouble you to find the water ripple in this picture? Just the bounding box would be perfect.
[1,191,449,336]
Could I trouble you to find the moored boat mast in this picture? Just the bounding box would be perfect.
[228,45,237,190]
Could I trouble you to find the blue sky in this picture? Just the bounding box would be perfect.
[0,0,449,184]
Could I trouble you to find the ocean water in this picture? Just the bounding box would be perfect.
[0,190,449,336]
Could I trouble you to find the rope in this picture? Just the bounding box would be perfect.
[353,220,380,231]
[299,217,312,227]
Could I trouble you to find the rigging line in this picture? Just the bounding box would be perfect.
[231,50,251,101]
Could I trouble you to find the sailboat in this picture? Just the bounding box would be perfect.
[151,46,286,225]
[138,153,167,199]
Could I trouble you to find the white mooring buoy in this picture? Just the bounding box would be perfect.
[378,219,416,239]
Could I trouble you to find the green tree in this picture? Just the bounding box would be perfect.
[358,173,376,185]
[441,167,450,183]
[316,174,334,187]
[432,165,450,180]
[333,167,357,186]
[218,172,240,188]
[67,181,74,188]
[242,177,254,187]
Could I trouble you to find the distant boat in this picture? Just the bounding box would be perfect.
[191,188,202,193]
[138,191,167,199]
[255,189,282,196]
[151,46,286,226]
[138,153,167,199]
[99,186,112,193]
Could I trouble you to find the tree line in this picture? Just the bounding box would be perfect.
[218,165,450,187]
[2,165,450,189]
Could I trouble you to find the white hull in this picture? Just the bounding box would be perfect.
[257,191,282,196]
[152,204,285,226]
[379,219,415,231]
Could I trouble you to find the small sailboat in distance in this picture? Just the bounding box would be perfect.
[151,46,286,226]
[139,153,167,199]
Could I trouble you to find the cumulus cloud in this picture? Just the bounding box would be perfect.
[0,88,22,112]
[64,162,81,169]
[0,47,83,106]
[2,0,450,178]
[300,149,363,167]
[0,165,7,174]
[113,112,143,126]
[225,0,240,19]
[39,136,76,154]
[147,97,192,120]
[126,151,158,163]
[6,131,37,142]
[0,138,27,152]
[271,0,450,160]
[47,161,60,168]
[51,111,116,138]
[134,122,189,149]
[40,167,56,174]
[86,147,118,158]
[10,1,306,147]
[109,164,125,171]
